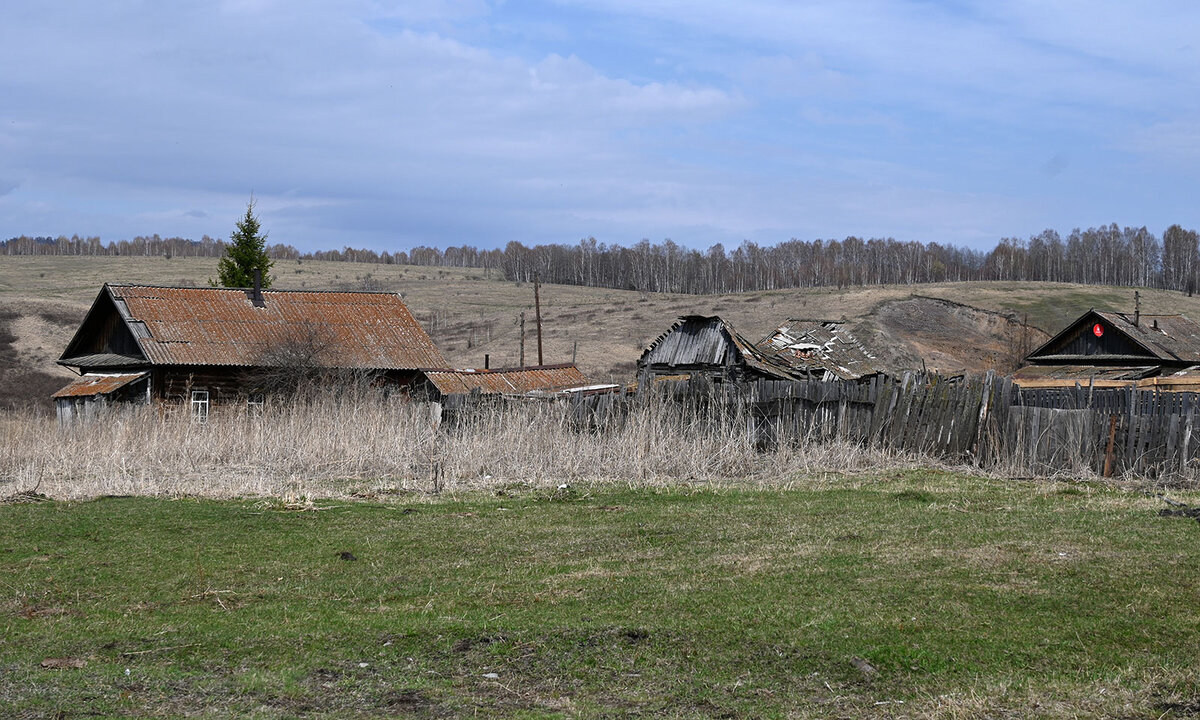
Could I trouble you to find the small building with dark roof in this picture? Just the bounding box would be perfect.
[1015,309,1200,388]
[54,283,448,421]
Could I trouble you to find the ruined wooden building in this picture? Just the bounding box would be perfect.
[637,316,803,388]
[636,315,883,390]
[758,319,881,381]
[1014,309,1200,389]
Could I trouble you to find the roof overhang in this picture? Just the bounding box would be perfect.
[52,372,148,399]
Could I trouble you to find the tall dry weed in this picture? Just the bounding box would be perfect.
[1,394,934,500]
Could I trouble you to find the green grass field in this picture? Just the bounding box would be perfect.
[3,471,1199,718]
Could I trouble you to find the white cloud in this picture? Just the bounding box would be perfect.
[3,1,1200,249]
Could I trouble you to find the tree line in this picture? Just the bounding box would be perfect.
[5,223,1199,294]
[0,234,304,261]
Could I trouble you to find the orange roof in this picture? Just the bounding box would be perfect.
[63,284,446,370]
[422,364,589,395]
[52,373,147,398]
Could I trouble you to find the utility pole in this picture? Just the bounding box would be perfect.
[519,311,526,368]
[534,272,544,366]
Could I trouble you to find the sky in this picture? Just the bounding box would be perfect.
[3,1,1200,254]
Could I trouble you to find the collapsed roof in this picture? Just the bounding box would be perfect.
[758,319,880,381]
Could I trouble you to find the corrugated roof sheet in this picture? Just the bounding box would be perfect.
[758,319,879,380]
[52,373,147,398]
[422,364,589,395]
[58,352,146,368]
[1093,311,1200,362]
[77,284,446,370]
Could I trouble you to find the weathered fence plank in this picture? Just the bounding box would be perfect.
[441,373,1200,481]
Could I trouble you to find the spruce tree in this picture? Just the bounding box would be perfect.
[215,198,273,288]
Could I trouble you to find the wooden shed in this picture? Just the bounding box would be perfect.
[636,315,804,388]
[414,363,612,401]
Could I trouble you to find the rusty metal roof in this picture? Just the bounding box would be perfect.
[422,364,589,395]
[52,373,148,398]
[62,284,446,370]
[638,316,803,381]
[758,319,880,381]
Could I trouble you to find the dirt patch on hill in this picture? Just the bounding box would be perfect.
[863,295,1050,375]
[0,300,84,413]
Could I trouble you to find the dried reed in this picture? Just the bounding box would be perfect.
[0,394,935,500]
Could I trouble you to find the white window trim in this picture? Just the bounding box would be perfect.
[191,390,210,423]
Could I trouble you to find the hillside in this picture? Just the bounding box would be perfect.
[2,255,1193,409]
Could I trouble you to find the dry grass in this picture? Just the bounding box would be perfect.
[0,395,938,501]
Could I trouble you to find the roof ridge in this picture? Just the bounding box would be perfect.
[105,282,403,296]
[421,363,577,374]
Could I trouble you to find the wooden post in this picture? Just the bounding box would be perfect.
[1103,413,1118,477]
[534,272,544,366]
[519,311,526,368]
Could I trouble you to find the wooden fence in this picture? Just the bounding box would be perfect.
[443,373,1200,481]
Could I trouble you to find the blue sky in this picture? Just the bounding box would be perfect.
[3,1,1199,253]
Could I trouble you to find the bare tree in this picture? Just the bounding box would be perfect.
[246,322,376,400]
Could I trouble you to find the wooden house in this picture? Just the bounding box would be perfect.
[1014,309,1200,389]
[53,283,447,421]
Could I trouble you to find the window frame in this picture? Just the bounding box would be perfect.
[190,389,210,423]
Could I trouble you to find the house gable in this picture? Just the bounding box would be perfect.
[1028,309,1163,364]
[58,287,149,370]
[639,316,740,370]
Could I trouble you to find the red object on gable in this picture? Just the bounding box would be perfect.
[1093,323,1104,338]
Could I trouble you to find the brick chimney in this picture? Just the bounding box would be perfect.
[251,268,266,308]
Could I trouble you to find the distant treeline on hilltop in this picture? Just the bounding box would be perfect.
[4,224,1199,295]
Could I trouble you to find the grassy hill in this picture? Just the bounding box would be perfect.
[2,255,1194,408]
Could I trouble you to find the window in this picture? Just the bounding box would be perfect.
[191,390,209,423]
[247,393,265,414]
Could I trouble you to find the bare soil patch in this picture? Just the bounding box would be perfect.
[867,295,1051,374]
